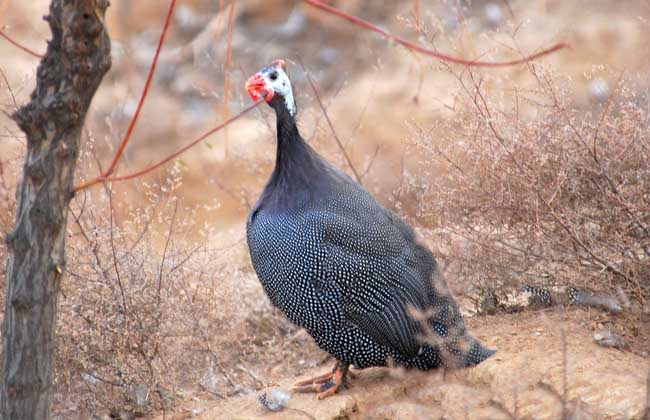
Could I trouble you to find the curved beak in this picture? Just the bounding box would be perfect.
[245,73,274,102]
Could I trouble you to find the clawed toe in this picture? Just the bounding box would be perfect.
[290,362,350,399]
[292,371,334,387]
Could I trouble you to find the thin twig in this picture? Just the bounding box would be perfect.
[157,200,178,307]
[305,78,346,143]
[213,0,226,44]
[561,325,568,419]
[195,378,225,399]
[0,27,43,58]
[104,0,177,177]
[155,386,167,420]
[454,0,466,25]
[107,188,129,315]
[413,0,420,33]
[487,399,516,419]
[415,124,467,178]
[236,363,264,389]
[212,177,252,210]
[644,366,650,420]
[360,144,381,181]
[80,371,126,388]
[296,56,362,184]
[350,75,377,138]
[0,67,18,110]
[303,0,567,67]
[536,381,563,402]
[501,0,515,18]
[74,100,264,192]
[592,71,624,163]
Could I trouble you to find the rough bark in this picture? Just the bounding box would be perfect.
[1,1,111,418]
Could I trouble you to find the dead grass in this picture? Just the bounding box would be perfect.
[33,66,647,416]
[35,163,321,417]
[407,65,649,305]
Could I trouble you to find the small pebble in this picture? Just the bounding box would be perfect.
[589,77,610,102]
[276,8,306,39]
[593,330,626,349]
[175,5,200,31]
[81,372,100,385]
[259,389,290,412]
[111,41,126,64]
[580,292,623,314]
[132,385,149,408]
[319,48,338,66]
[484,3,504,28]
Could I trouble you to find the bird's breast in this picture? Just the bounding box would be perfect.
[246,209,335,328]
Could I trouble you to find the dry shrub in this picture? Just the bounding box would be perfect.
[45,164,305,418]
[408,65,649,309]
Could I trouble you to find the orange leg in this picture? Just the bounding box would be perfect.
[291,362,351,399]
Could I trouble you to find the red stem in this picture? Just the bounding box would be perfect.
[454,0,466,25]
[213,0,226,44]
[0,0,9,22]
[103,0,177,177]
[413,0,420,33]
[222,1,236,156]
[0,28,43,59]
[73,101,264,192]
[303,0,567,67]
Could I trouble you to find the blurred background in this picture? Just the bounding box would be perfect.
[0,1,649,418]
[2,0,648,236]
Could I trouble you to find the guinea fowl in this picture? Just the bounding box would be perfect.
[245,59,495,399]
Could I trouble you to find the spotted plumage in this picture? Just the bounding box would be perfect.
[521,284,623,313]
[521,284,554,307]
[245,61,494,396]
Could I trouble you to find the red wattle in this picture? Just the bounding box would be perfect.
[245,73,274,102]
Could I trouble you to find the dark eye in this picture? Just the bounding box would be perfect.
[269,71,278,81]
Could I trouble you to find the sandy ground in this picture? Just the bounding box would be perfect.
[1,1,649,419]
[152,310,648,420]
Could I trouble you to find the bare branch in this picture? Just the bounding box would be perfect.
[303,0,568,67]
[0,27,43,58]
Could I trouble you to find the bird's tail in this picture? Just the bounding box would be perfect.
[461,338,496,367]
[407,335,495,370]
[437,333,495,369]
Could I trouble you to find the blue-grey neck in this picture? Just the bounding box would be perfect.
[258,95,334,212]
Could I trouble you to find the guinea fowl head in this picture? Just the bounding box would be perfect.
[246,59,297,118]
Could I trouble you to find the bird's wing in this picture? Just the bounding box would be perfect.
[344,285,425,358]
[316,206,437,358]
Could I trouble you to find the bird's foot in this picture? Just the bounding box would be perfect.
[291,362,350,399]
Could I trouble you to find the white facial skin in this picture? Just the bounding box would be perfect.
[261,65,297,117]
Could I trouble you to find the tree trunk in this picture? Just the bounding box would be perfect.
[1,1,111,418]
